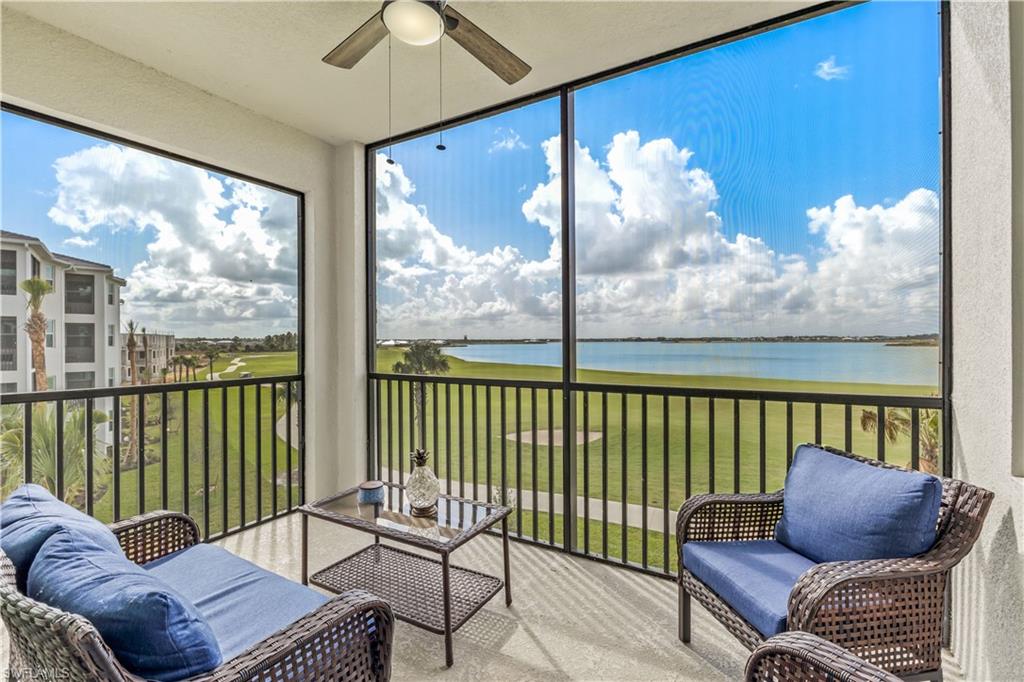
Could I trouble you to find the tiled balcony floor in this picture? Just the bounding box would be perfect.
[1,512,966,681]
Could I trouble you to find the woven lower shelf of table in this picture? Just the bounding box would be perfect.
[310,544,503,635]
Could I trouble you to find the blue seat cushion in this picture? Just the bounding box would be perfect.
[683,540,815,637]
[144,543,329,662]
[775,445,942,563]
[1,483,123,592]
[27,529,222,681]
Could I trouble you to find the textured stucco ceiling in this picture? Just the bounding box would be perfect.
[6,1,812,144]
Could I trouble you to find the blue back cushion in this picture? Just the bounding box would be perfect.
[0,484,123,591]
[775,445,942,563]
[27,530,222,681]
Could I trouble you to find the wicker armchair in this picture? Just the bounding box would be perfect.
[745,632,900,682]
[1,510,395,682]
[676,445,994,680]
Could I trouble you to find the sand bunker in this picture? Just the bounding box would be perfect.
[505,429,602,446]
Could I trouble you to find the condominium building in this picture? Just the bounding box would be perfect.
[0,230,125,393]
[121,331,176,383]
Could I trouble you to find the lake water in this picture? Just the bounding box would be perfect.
[442,341,939,387]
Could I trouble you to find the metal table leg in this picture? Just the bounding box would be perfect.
[442,552,454,667]
[502,515,512,606]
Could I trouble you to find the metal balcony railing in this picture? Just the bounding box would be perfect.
[368,372,943,579]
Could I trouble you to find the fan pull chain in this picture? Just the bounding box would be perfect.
[386,32,395,165]
[436,12,446,152]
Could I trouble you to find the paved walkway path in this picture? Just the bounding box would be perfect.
[379,467,676,536]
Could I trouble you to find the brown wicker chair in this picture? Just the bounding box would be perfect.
[1,510,395,681]
[676,444,994,681]
[745,632,900,682]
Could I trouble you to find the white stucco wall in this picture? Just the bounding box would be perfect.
[948,2,1024,680]
[0,8,367,498]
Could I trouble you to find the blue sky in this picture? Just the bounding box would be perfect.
[375,0,942,340]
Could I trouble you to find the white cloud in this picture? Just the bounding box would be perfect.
[378,130,939,340]
[47,143,298,336]
[488,127,528,153]
[815,55,850,81]
[62,236,97,248]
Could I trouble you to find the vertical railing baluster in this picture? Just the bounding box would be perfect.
[662,396,670,573]
[419,380,427,453]
[582,391,590,554]
[138,393,146,514]
[877,405,886,462]
[708,398,716,494]
[785,401,793,469]
[161,392,169,510]
[733,399,740,494]
[221,387,228,532]
[182,390,190,517]
[602,392,608,559]
[911,408,921,470]
[485,387,492,503]
[445,383,452,496]
[286,382,294,510]
[684,397,691,500]
[387,380,394,484]
[23,403,33,485]
[202,387,210,538]
[472,385,479,501]
[298,379,305,505]
[408,380,415,455]
[814,403,822,443]
[375,379,382,481]
[620,393,628,564]
[432,381,438,471]
[86,398,94,516]
[759,400,767,494]
[397,381,404,490]
[548,388,554,546]
[844,403,853,451]
[514,386,522,536]
[113,396,121,521]
[271,382,278,517]
[531,387,538,542]
[641,394,648,569]
[458,384,465,498]
[56,400,65,501]
[500,387,507,509]
[254,385,262,522]
[239,385,246,528]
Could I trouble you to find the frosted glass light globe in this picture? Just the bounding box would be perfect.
[383,1,444,46]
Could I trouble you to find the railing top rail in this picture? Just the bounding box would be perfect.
[369,371,942,408]
[0,374,303,405]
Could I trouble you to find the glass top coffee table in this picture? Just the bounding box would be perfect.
[299,483,512,667]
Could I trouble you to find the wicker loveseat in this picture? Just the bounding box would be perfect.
[676,444,993,681]
[1,508,395,682]
[745,632,900,682]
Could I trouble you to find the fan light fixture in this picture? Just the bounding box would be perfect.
[382,0,444,46]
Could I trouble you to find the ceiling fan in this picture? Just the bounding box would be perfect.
[322,0,531,85]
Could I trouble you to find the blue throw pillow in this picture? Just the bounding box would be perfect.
[775,445,942,563]
[0,483,123,591]
[27,529,222,681]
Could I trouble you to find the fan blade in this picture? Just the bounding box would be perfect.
[444,6,531,85]
[322,10,388,69]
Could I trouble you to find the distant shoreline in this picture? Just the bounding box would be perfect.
[379,334,939,347]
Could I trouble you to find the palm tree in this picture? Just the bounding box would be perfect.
[204,349,220,380]
[860,406,940,474]
[123,321,140,466]
[0,403,111,504]
[20,278,54,393]
[392,341,450,443]
[140,327,150,385]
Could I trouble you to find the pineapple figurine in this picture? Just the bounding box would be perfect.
[406,449,439,517]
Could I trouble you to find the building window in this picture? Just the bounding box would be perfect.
[107,282,115,305]
[65,323,95,363]
[43,264,54,287]
[47,375,55,389]
[65,371,95,389]
[46,319,55,348]
[108,367,115,387]
[107,324,114,347]
[1,250,16,295]
[0,317,16,370]
[31,256,40,279]
[64,273,95,314]
[0,382,17,393]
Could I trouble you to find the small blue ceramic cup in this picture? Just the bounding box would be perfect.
[357,480,386,505]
